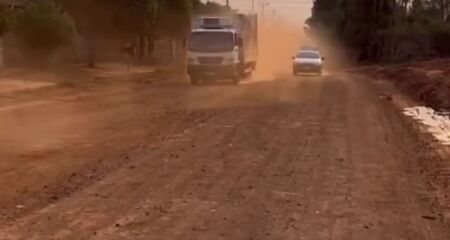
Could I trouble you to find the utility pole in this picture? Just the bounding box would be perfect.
[226,0,229,7]
[260,2,270,22]
[252,0,255,12]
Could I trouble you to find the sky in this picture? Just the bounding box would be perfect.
[204,0,313,26]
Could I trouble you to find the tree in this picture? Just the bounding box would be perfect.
[412,0,424,14]
[57,0,231,66]
[307,0,450,61]
[156,0,192,40]
[0,5,13,37]
[57,0,156,66]
[14,0,74,54]
[193,1,233,15]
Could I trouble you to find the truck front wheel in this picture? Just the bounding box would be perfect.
[317,70,323,77]
[232,76,241,85]
[190,76,200,85]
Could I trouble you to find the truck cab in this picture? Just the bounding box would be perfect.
[187,16,257,85]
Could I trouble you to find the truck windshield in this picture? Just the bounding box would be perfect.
[189,32,234,53]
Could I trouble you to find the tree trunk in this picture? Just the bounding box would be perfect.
[86,37,95,68]
[138,34,146,61]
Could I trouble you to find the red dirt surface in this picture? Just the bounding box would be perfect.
[360,59,450,110]
[1,73,450,239]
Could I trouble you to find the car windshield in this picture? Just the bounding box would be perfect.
[297,51,320,59]
[189,32,234,53]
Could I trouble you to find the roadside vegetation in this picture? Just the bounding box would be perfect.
[57,0,231,66]
[0,4,13,37]
[306,0,450,62]
[0,0,229,67]
[14,0,74,55]
[306,0,450,113]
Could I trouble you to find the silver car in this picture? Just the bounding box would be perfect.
[292,50,324,76]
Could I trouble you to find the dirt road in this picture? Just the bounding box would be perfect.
[1,73,449,239]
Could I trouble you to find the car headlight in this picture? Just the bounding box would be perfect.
[188,57,196,63]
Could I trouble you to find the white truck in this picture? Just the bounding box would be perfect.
[187,14,258,85]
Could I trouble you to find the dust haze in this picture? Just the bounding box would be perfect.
[253,18,348,79]
[255,20,305,80]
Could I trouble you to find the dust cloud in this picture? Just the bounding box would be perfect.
[253,19,349,79]
[254,20,305,80]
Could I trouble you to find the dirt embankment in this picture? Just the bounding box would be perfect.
[359,59,450,111]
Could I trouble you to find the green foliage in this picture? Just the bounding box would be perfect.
[15,0,74,52]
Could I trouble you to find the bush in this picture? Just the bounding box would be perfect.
[15,0,74,53]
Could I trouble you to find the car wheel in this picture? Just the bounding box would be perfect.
[232,76,241,85]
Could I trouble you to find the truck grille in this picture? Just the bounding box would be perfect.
[298,63,316,67]
[198,57,223,65]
